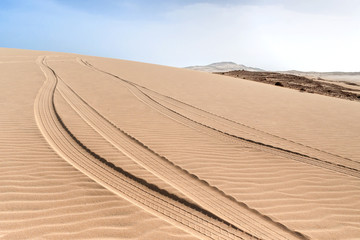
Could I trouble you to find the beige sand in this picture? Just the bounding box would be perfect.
[0,47,359,240]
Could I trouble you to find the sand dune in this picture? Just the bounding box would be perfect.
[1,48,359,239]
[0,51,195,240]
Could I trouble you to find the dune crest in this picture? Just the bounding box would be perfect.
[1,48,360,239]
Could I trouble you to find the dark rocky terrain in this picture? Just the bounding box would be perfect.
[216,70,360,101]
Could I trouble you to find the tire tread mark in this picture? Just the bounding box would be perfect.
[34,56,257,240]
[77,58,359,179]
[52,58,310,240]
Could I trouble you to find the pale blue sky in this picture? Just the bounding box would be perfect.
[1,0,359,71]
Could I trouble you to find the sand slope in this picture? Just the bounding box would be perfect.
[0,50,195,240]
[1,48,359,239]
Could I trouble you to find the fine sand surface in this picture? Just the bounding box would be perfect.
[1,48,359,240]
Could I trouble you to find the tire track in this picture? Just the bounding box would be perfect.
[34,56,257,240]
[142,88,358,166]
[48,58,308,240]
[77,58,360,178]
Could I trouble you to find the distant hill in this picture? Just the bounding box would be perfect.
[185,62,264,72]
[185,62,360,83]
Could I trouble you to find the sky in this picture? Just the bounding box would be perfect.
[0,0,359,71]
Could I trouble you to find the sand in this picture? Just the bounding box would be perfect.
[0,47,359,240]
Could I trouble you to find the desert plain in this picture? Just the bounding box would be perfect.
[0,47,359,240]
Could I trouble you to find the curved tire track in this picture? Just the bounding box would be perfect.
[78,58,360,179]
[47,58,308,240]
[34,56,255,240]
[142,87,358,167]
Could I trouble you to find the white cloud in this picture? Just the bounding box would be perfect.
[143,2,360,71]
[2,0,359,71]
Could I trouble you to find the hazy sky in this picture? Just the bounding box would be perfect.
[1,0,359,71]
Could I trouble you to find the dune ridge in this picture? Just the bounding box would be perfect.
[86,56,360,163]
[1,48,360,239]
